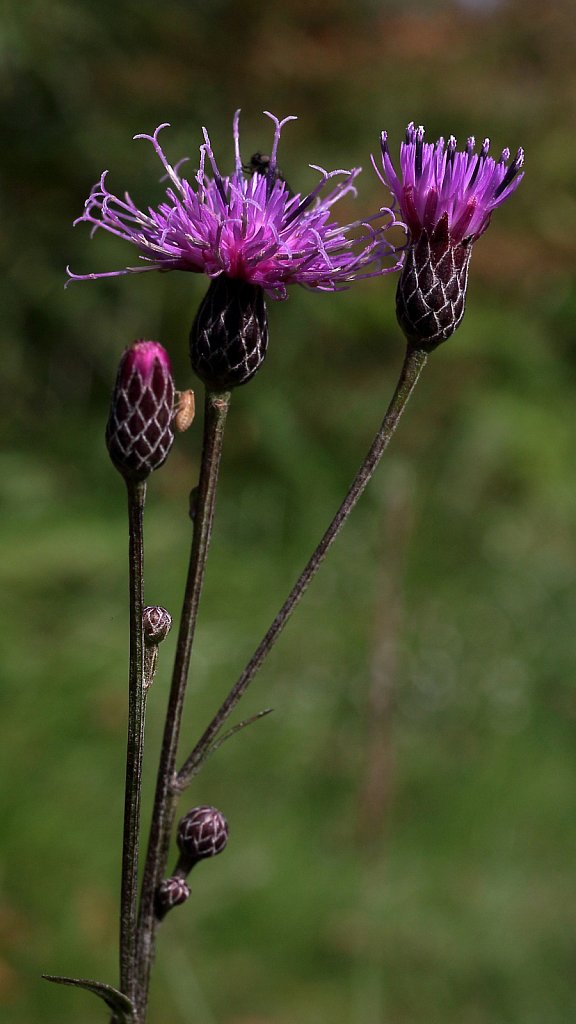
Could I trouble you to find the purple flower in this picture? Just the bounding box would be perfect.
[68,111,403,301]
[375,122,524,350]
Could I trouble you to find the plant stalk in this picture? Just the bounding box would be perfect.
[119,478,147,1011]
[135,388,231,1019]
[176,345,428,790]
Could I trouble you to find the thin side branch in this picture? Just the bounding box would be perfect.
[176,346,427,790]
[202,707,274,763]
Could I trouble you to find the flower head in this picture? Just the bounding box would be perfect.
[376,123,524,350]
[378,122,524,246]
[68,111,403,300]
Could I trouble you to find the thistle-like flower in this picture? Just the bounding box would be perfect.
[376,123,524,350]
[68,111,403,388]
[106,340,175,481]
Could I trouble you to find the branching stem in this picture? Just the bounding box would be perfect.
[175,346,427,790]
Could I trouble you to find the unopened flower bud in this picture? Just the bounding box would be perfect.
[143,605,172,646]
[155,877,190,920]
[106,340,175,481]
[176,806,229,872]
[190,277,268,390]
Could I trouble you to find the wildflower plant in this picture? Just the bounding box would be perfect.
[47,111,523,1024]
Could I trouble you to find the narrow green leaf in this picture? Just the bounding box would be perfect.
[42,975,137,1022]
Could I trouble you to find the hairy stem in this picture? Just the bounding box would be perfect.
[120,478,147,1010]
[176,346,427,790]
[135,389,231,1019]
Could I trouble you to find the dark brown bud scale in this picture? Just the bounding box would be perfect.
[396,214,472,352]
[155,877,190,920]
[106,340,175,480]
[190,277,268,390]
[177,806,229,869]
[143,605,172,646]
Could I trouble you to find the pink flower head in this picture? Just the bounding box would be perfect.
[374,123,524,351]
[376,122,524,245]
[68,111,404,300]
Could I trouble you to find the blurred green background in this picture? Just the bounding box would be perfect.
[1,1,575,1022]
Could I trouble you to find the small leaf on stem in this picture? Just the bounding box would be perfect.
[42,975,137,1022]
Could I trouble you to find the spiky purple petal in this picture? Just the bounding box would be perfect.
[378,122,524,245]
[375,123,524,350]
[68,112,404,298]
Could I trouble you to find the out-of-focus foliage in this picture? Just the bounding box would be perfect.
[1,2,575,1023]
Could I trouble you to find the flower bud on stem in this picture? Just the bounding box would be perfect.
[153,808,229,925]
[154,878,190,921]
[143,606,172,691]
[174,805,229,876]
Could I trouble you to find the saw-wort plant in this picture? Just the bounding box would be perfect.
[46,111,523,1023]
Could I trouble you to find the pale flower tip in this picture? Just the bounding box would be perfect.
[128,339,173,378]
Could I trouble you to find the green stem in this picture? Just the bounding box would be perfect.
[119,478,147,1011]
[135,389,231,1020]
[175,346,427,790]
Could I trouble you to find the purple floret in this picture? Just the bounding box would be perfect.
[68,111,404,300]
[375,122,524,245]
